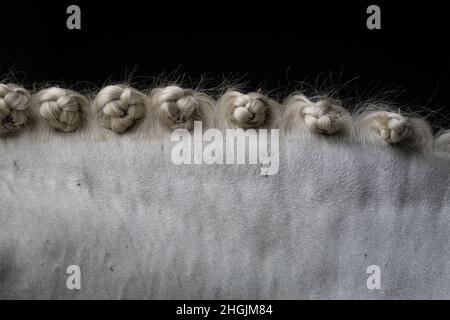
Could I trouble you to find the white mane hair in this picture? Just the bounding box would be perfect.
[281,92,449,156]
[216,89,282,130]
[0,81,448,156]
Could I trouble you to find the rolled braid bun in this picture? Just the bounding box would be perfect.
[355,110,433,147]
[0,83,31,136]
[38,87,88,132]
[154,85,202,131]
[232,94,267,128]
[94,85,146,133]
[283,94,350,135]
[219,91,278,129]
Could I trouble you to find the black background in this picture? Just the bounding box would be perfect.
[1,1,449,130]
